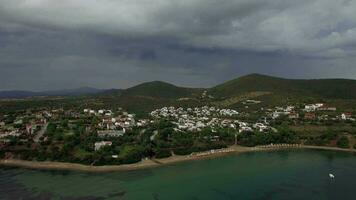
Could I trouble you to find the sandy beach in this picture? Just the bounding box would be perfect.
[0,144,355,172]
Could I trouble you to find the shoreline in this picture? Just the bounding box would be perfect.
[0,144,355,172]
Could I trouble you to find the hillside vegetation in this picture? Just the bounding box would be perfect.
[2,73,356,115]
[208,74,356,99]
[121,81,202,99]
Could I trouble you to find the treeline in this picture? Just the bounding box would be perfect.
[237,126,299,147]
[11,119,232,165]
[4,118,355,166]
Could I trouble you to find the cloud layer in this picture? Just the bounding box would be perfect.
[0,0,356,90]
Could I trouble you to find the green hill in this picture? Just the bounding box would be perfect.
[3,74,356,115]
[121,81,202,99]
[209,73,356,99]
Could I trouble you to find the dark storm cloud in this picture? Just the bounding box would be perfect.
[0,0,356,90]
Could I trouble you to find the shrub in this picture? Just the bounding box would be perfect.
[174,148,193,155]
[155,149,171,159]
[337,136,349,148]
[119,145,145,164]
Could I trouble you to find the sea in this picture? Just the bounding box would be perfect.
[0,149,355,200]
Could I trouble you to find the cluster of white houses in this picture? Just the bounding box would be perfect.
[83,108,150,138]
[83,108,151,151]
[83,108,113,116]
[269,103,353,121]
[303,103,337,112]
[150,106,239,119]
[1,102,354,151]
[150,106,270,133]
[271,106,296,119]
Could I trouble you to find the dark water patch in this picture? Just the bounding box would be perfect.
[60,196,106,200]
[211,188,234,200]
[106,191,126,199]
[0,169,48,200]
[152,193,160,200]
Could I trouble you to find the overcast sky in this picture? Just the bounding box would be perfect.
[1,0,356,91]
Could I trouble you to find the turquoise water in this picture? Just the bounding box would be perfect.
[1,149,356,200]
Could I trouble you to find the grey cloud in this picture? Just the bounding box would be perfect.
[1,0,356,57]
[1,0,356,90]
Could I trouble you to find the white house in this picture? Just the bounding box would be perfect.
[94,141,112,151]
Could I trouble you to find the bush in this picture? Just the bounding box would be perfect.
[174,148,193,155]
[337,136,349,148]
[237,127,298,147]
[204,143,227,150]
[155,149,171,159]
[119,145,145,164]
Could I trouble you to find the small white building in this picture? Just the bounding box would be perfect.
[253,123,268,132]
[239,126,253,133]
[94,141,112,151]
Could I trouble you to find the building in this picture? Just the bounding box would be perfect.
[341,113,352,120]
[304,103,324,112]
[317,105,337,111]
[288,112,299,119]
[26,124,33,134]
[304,112,316,120]
[239,126,253,133]
[97,130,125,138]
[94,141,112,151]
[253,123,269,132]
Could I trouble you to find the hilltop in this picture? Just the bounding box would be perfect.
[120,81,203,99]
[93,74,356,114]
[208,73,356,99]
[3,74,356,101]
[2,74,356,115]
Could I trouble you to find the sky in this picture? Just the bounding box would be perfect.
[0,0,356,91]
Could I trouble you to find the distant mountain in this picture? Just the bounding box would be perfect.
[42,87,105,96]
[97,88,123,95]
[3,74,356,101]
[0,90,39,99]
[121,81,203,99]
[209,73,356,99]
[0,87,109,98]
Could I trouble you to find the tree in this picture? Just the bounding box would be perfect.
[119,145,145,164]
[155,149,171,158]
[337,136,349,148]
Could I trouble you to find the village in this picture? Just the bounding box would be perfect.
[0,100,354,153]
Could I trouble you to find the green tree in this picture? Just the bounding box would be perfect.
[337,136,349,148]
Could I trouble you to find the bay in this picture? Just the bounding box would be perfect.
[0,149,355,200]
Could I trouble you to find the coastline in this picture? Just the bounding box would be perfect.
[1,144,355,172]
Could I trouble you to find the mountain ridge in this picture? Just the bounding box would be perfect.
[208,73,356,99]
[121,80,203,99]
[2,73,356,99]
[0,87,108,99]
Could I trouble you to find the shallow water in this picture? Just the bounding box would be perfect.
[0,149,356,200]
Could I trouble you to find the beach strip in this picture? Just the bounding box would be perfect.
[0,145,355,172]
